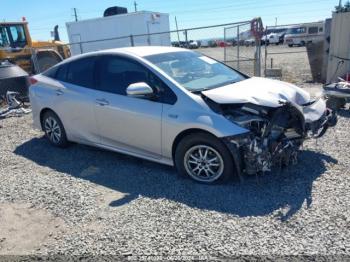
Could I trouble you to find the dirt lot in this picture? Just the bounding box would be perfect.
[198,45,312,83]
[0,104,350,258]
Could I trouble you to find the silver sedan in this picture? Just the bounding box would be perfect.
[29,46,336,184]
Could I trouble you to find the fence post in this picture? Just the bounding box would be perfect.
[224,28,227,63]
[146,22,151,45]
[130,35,135,47]
[30,48,40,74]
[254,39,262,76]
[264,26,268,76]
[237,26,240,70]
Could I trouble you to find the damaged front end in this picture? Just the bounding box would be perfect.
[207,97,337,176]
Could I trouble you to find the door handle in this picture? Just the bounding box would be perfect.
[55,89,64,96]
[95,98,109,106]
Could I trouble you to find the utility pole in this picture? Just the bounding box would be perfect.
[175,16,180,45]
[134,1,138,12]
[275,17,277,26]
[73,8,78,22]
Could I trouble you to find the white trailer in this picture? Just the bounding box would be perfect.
[66,11,171,56]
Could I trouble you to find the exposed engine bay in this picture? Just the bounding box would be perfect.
[204,97,337,175]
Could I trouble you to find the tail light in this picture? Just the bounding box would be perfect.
[29,76,38,85]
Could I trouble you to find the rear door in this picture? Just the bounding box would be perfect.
[94,55,164,158]
[49,56,100,144]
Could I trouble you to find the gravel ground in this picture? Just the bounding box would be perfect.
[0,98,350,259]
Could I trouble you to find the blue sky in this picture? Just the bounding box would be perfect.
[1,0,338,42]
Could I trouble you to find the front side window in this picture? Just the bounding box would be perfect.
[96,56,177,104]
[97,56,151,95]
[145,51,245,92]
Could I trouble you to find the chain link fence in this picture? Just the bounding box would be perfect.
[1,19,261,78]
[263,22,325,83]
[221,22,258,76]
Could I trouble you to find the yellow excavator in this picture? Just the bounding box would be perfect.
[0,20,70,99]
[0,20,70,74]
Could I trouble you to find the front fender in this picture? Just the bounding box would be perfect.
[161,105,249,159]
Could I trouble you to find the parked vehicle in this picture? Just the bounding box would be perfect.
[217,41,232,47]
[284,22,324,47]
[208,40,217,47]
[29,46,336,184]
[244,38,255,46]
[200,40,209,48]
[188,40,199,49]
[267,33,280,45]
[172,41,189,48]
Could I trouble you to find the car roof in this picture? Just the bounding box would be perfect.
[40,46,192,74]
[97,46,191,57]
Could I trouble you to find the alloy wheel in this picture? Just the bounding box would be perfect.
[184,145,224,183]
[44,116,62,144]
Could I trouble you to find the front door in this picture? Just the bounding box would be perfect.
[94,55,163,159]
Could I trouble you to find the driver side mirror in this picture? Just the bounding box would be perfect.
[126,82,154,97]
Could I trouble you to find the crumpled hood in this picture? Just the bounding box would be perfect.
[202,77,311,107]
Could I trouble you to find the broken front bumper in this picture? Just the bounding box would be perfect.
[221,98,337,176]
[303,98,337,138]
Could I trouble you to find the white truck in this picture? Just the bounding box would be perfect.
[284,22,324,47]
[66,11,171,56]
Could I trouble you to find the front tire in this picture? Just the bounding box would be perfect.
[42,111,69,147]
[175,133,234,184]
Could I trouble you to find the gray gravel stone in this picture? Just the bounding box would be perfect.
[0,107,349,258]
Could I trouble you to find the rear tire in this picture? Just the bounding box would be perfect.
[42,111,69,148]
[174,133,235,184]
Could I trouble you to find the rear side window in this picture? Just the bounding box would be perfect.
[56,64,68,81]
[43,63,68,82]
[66,57,96,88]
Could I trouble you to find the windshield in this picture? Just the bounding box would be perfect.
[0,25,27,48]
[286,27,306,35]
[144,51,245,92]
